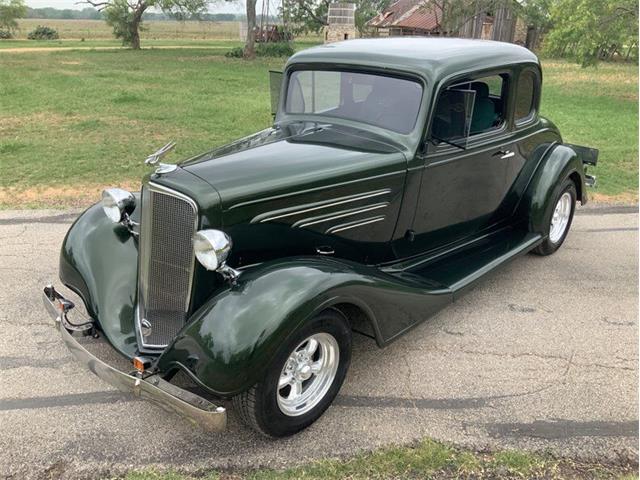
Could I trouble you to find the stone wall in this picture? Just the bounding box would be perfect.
[325,25,357,43]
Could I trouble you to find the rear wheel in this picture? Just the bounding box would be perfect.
[532,178,577,256]
[233,310,351,437]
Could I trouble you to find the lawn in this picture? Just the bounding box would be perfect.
[541,59,638,202]
[14,18,241,40]
[121,439,637,479]
[0,47,637,208]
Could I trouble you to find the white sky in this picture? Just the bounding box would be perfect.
[24,0,261,14]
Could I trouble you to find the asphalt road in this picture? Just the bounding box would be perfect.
[0,205,638,479]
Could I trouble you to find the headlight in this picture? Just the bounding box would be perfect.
[101,188,135,223]
[193,229,232,271]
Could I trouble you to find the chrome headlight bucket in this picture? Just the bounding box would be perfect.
[193,229,240,283]
[193,230,232,271]
[102,188,136,223]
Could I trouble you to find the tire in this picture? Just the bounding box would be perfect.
[532,178,577,256]
[233,309,352,437]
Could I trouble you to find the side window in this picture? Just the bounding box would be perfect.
[514,70,537,123]
[430,74,508,146]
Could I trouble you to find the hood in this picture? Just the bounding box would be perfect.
[180,122,407,213]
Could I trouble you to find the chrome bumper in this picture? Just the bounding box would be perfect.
[43,285,227,432]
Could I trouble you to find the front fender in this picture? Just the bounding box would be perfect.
[59,202,139,358]
[157,257,451,397]
[519,144,586,234]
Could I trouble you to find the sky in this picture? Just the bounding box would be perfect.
[25,0,251,14]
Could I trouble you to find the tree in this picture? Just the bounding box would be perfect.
[244,0,257,58]
[0,0,27,34]
[513,0,552,49]
[544,0,638,65]
[282,0,391,36]
[83,0,208,49]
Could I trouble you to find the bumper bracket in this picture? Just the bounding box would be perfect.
[43,285,227,432]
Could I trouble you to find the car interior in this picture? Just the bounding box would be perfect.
[431,76,506,144]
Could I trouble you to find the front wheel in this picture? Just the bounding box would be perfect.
[233,309,352,437]
[532,178,577,256]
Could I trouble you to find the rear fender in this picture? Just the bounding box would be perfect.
[157,257,451,397]
[518,143,586,234]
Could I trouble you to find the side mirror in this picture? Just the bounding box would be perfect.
[269,70,283,118]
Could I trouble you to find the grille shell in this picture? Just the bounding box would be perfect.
[137,183,198,349]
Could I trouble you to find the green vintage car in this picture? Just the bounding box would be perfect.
[44,38,598,437]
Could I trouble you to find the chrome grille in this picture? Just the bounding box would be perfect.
[138,183,197,349]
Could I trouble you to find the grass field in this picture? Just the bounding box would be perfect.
[14,18,241,40]
[121,439,637,479]
[0,43,637,208]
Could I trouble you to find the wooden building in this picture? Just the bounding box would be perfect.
[367,0,530,46]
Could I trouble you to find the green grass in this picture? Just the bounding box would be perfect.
[0,38,243,49]
[13,18,242,41]
[0,49,636,208]
[540,60,639,200]
[116,439,637,479]
[0,48,286,206]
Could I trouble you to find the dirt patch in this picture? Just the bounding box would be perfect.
[591,191,639,205]
[0,182,140,209]
[0,112,89,132]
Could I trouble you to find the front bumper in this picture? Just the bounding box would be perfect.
[43,285,227,432]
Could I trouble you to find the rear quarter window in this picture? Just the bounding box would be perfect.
[514,70,537,123]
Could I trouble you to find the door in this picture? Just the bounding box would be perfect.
[409,72,515,255]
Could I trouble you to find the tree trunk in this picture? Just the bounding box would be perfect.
[130,5,145,50]
[244,0,257,59]
[625,41,636,60]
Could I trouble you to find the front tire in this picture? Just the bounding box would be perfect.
[233,309,352,437]
[532,178,577,256]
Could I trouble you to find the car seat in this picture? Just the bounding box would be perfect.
[469,82,497,134]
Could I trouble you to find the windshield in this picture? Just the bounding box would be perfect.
[285,70,423,134]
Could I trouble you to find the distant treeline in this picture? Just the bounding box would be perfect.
[24,7,265,22]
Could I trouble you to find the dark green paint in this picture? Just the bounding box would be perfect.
[157,257,449,396]
[60,202,139,358]
[56,38,595,397]
[518,143,587,233]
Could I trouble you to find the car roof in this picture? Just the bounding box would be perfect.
[288,37,540,84]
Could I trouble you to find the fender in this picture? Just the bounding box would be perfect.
[518,143,587,235]
[59,201,140,358]
[157,257,452,397]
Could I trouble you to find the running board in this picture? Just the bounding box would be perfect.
[397,229,543,297]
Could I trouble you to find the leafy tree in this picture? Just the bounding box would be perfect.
[513,0,551,48]
[544,0,638,65]
[83,0,208,49]
[282,0,327,35]
[0,0,27,34]
[282,0,391,36]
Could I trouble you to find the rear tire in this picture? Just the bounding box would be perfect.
[532,178,577,256]
[233,309,351,437]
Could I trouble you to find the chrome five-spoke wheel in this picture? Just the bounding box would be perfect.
[533,178,576,256]
[277,333,339,416]
[549,191,572,244]
[233,310,351,437]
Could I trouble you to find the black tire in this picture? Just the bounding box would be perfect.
[233,309,352,437]
[532,178,577,256]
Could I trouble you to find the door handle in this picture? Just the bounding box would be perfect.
[316,245,335,255]
[493,150,515,159]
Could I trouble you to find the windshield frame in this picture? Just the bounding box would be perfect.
[277,64,428,138]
